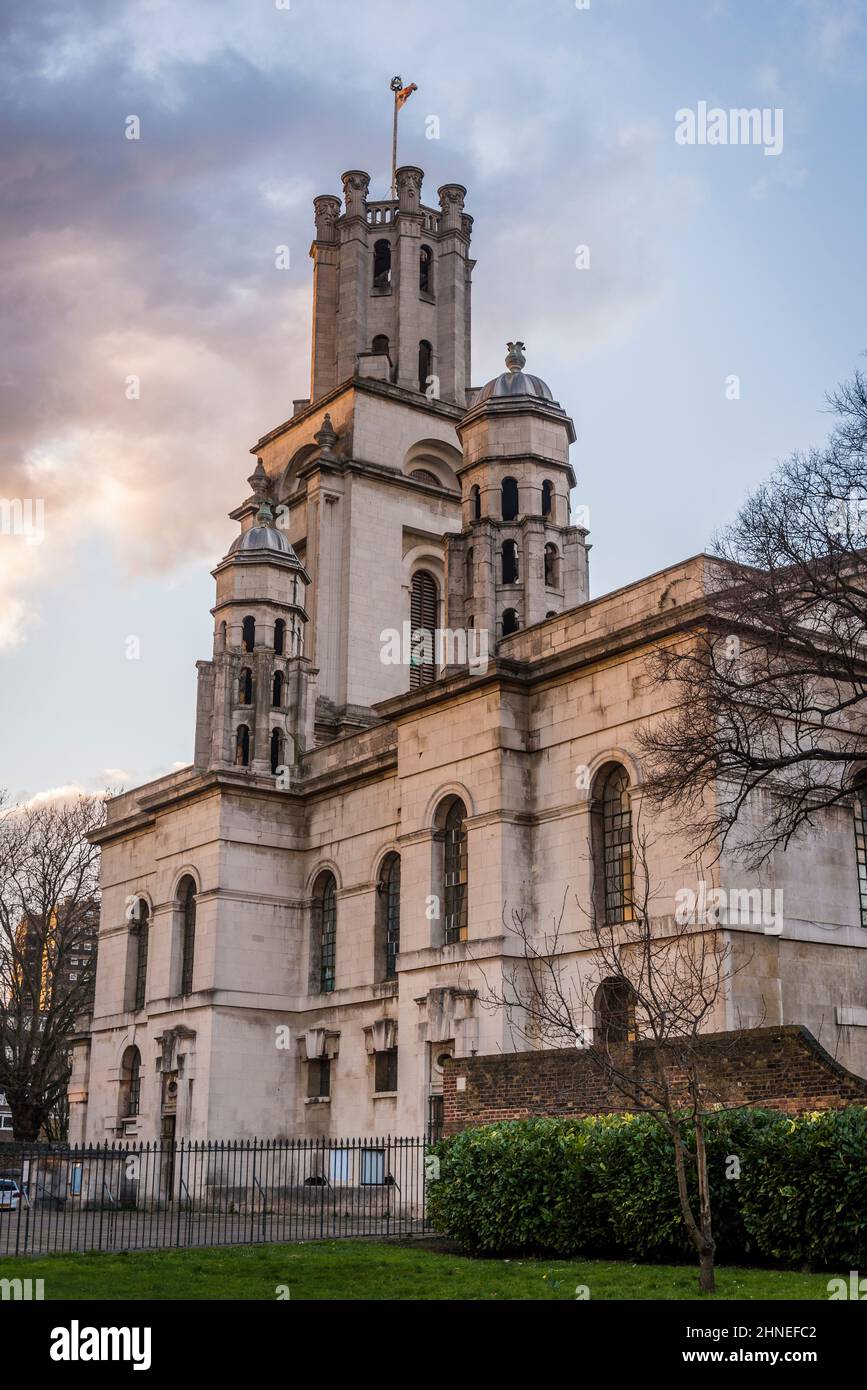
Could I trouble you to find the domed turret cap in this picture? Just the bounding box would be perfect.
[475,341,554,404]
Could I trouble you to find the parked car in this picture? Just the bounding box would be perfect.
[0,1178,22,1212]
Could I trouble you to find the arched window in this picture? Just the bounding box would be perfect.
[132,899,149,1012]
[594,765,634,925]
[410,468,439,486]
[272,670,284,708]
[442,799,468,944]
[541,479,553,517]
[274,618,286,656]
[418,340,433,393]
[501,477,519,521]
[502,539,519,584]
[544,543,559,588]
[219,621,227,651]
[313,872,337,993]
[372,334,390,356]
[470,484,481,521]
[178,875,197,995]
[502,608,519,636]
[242,616,256,652]
[235,724,250,767]
[853,774,867,927]
[594,977,636,1046]
[238,667,253,705]
[465,547,474,599]
[410,569,438,689]
[419,244,433,294]
[377,853,401,980]
[270,728,284,775]
[120,1045,141,1118]
[373,239,391,290]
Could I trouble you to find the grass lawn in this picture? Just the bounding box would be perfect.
[3,1240,837,1300]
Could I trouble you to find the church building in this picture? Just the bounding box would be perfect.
[69,164,867,1144]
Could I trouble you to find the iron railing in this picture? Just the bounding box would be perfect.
[0,1136,429,1256]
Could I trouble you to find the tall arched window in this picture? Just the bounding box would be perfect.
[132,899,149,1012]
[541,479,553,517]
[372,334,390,356]
[274,618,286,656]
[219,620,227,651]
[377,853,401,980]
[120,1045,142,1118]
[465,547,474,599]
[313,872,337,993]
[544,543,559,587]
[594,765,634,925]
[501,477,519,521]
[502,540,519,584]
[178,875,197,995]
[470,484,481,521]
[410,569,438,689]
[502,608,519,636]
[238,667,253,705]
[853,774,867,927]
[272,670,284,708]
[242,616,256,652]
[594,977,636,1046]
[270,728,284,775]
[418,340,433,393]
[235,724,250,767]
[419,244,433,294]
[373,239,391,289]
[442,799,468,944]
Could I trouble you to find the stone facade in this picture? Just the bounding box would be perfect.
[69,163,867,1145]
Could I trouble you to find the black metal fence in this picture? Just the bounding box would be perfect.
[0,1136,430,1256]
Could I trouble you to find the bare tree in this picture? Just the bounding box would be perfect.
[477,830,752,1294]
[0,790,105,1140]
[640,367,867,864]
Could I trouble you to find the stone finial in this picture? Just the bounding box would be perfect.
[395,165,423,214]
[313,194,341,242]
[314,413,338,460]
[247,457,270,499]
[505,341,526,373]
[437,182,467,231]
[341,169,370,219]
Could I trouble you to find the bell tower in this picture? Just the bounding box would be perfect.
[308,165,474,407]
[194,462,317,779]
[445,343,590,643]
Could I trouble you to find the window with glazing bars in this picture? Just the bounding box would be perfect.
[410,569,437,688]
[854,780,867,927]
[125,1049,141,1117]
[602,768,634,924]
[133,901,149,1011]
[443,800,468,943]
[380,854,401,978]
[317,875,337,992]
[179,878,196,995]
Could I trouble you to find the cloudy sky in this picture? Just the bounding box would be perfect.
[1,0,865,801]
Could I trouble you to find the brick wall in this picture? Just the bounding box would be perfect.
[442,1026,867,1133]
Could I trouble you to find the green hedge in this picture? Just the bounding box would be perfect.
[427,1107,867,1268]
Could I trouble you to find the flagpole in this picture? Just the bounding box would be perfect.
[390,76,402,199]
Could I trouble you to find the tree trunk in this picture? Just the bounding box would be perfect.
[694,1110,716,1293]
[10,1097,47,1143]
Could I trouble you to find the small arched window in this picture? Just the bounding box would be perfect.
[219,621,227,651]
[372,334,390,356]
[272,670,284,708]
[502,540,519,584]
[594,977,637,1046]
[235,724,250,767]
[595,765,634,925]
[242,616,256,653]
[313,872,337,993]
[120,1045,142,1118]
[470,484,481,521]
[410,569,438,689]
[418,340,433,394]
[238,667,253,706]
[131,899,149,1013]
[270,728,284,775]
[465,548,474,599]
[274,618,286,656]
[541,479,553,517]
[419,245,433,294]
[377,853,401,980]
[442,799,468,944]
[178,875,197,996]
[853,774,867,927]
[544,543,559,588]
[502,608,519,636]
[501,477,519,521]
[373,239,391,290]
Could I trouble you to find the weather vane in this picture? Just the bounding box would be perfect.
[389,75,417,198]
